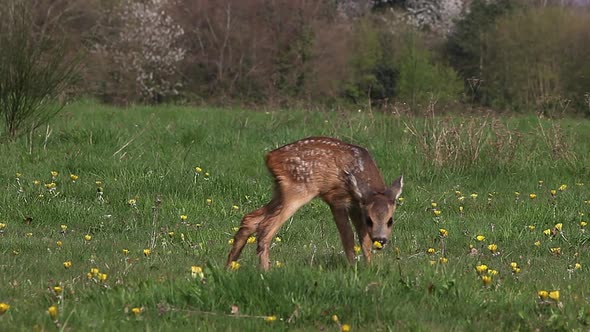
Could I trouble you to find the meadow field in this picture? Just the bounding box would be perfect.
[1,102,589,331]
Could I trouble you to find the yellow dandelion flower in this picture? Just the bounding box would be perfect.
[206,198,212,205]
[63,261,72,269]
[538,180,544,186]
[487,244,498,253]
[180,215,188,221]
[60,224,68,232]
[143,249,151,256]
[53,285,63,294]
[431,202,438,208]
[127,199,137,206]
[514,191,520,196]
[70,174,79,181]
[534,240,541,247]
[433,209,442,217]
[354,245,361,254]
[458,196,465,202]
[99,273,108,282]
[476,235,485,242]
[459,206,464,213]
[25,232,33,237]
[204,172,210,177]
[481,275,492,286]
[95,181,102,186]
[558,184,567,191]
[228,238,234,245]
[529,193,537,199]
[332,315,339,322]
[538,290,548,300]
[274,236,282,243]
[455,190,462,196]
[439,257,448,264]
[550,189,557,197]
[56,240,63,247]
[33,180,41,185]
[264,315,277,322]
[90,268,99,276]
[191,265,204,279]
[168,231,175,237]
[247,236,256,244]
[470,193,478,199]
[398,197,405,203]
[232,205,239,210]
[229,261,240,271]
[548,290,560,302]
[550,247,561,255]
[475,264,488,274]
[554,223,563,231]
[50,171,59,178]
[86,272,93,279]
[439,228,448,237]
[0,302,10,315]
[84,234,92,241]
[341,324,351,332]
[528,225,536,231]
[543,229,551,236]
[574,263,582,270]
[427,248,435,254]
[48,305,59,320]
[488,269,498,276]
[429,260,437,265]
[194,167,202,174]
[131,307,142,316]
[45,182,57,190]
[580,221,587,227]
[275,261,284,268]
[0,222,5,230]
[510,262,518,269]
[122,248,129,255]
[373,241,383,249]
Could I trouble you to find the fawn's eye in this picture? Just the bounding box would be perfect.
[366,217,373,227]
[387,218,393,227]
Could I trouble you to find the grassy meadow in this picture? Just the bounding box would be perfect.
[1,102,590,331]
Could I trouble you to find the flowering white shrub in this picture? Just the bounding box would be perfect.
[108,0,185,102]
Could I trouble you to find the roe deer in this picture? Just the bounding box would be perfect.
[226,137,403,270]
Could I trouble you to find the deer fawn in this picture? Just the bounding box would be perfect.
[226,137,403,270]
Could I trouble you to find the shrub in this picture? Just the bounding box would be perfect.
[0,0,79,140]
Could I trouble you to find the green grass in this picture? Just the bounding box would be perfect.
[1,102,589,331]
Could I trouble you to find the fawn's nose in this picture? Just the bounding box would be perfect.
[372,238,388,249]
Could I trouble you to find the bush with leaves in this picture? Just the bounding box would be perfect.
[0,0,79,140]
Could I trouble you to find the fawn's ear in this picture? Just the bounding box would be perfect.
[385,175,403,201]
[345,171,370,202]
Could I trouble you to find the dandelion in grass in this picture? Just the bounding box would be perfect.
[550,189,557,198]
[264,315,277,322]
[51,171,59,179]
[433,209,442,217]
[487,244,498,254]
[204,172,210,179]
[247,236,256,244]
[206,198,212,205]
[481,275,492,287]
[0,222,6,234]
[143,249,151,257]
[84,234,92,242]
[275,261,284,268]
[458,195,465,202]
[60,225,68,233]
[122,249,129,255]
[48,305,59,320]
[550,247,561,256]
[538,290,549,301]
[397,197,405,205]
[232,205,240,211]
[459,205,464,214]
[127,199,137,207]
[168,231,174,238]
[274,236,282,243]
[488,269,498,276]
[580,221,587,228]
[70,174,79,182]
[510,262,521,274]
[543,229,551,236]
[131,307,142,316]
[191,266,204,279]
[373,241,383,250]
[574,263,582,270]
[25,232,33,237]
[0,303,10,315]
[99,273,108,283]
[534,240,541,247]
[33,180,41,185]
[549,290,560,302]
[470,193,478,200]
[354,245,361,254]
[427,248,435,254]
[558,184,567,191]
[341,324,351,332]
[332,315,339,322]
[439,257,448,264]
[475,264,488,275]
[527,225,536,231]
[180,215,188,221]
[229,261,240,271]
[56,240,63,247]
[431,202,438,208]
[53,285,62,295]
[538,180,544,187]
[439,228,448,237]
[529,193,537,200]
[228,238,234,245]
[476,235,486,242]
[194,167,202,176]
[90,268,99,276]
[554,223,563,232]
[514,191,521,202]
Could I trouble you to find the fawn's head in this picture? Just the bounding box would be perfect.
[348,173,403,249]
